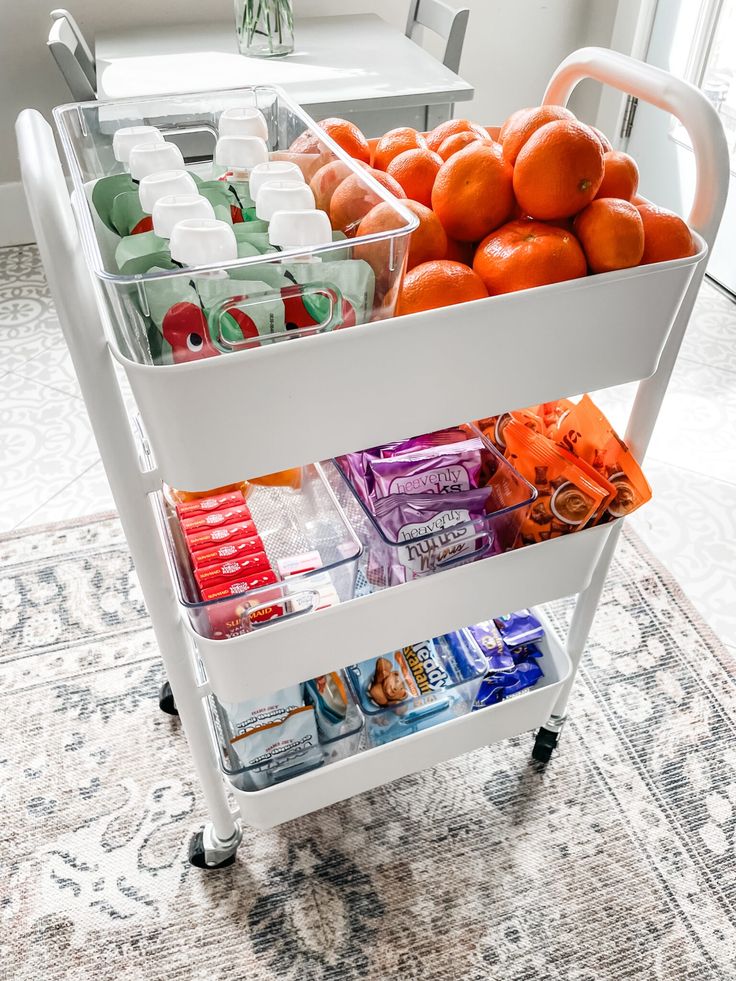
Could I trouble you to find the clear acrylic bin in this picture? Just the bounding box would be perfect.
[334,426,537,588]
[156,463,363,640]
[53,87,417,367]
[346,629,487,748]
[207,670,364,792]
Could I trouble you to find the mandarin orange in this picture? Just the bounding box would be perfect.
[373,128,427,171]
[513,120,604,219]
[473,219,587,294]
[573,198,644,273]
[437,131,481,160]
[329,169,405,234]
[636,203,697,264]
[595,150,639,201]
[498,105,576,165]
[289,117,370,163]
[386,147,443,207]
[431,142,514,241]
[397,260,488,316]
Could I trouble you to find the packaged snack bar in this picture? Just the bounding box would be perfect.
[201,569,278,601]
[190,534,265,570]
[476,407,544,452]
[176,490,246,518]
[181,503,253,534]
[194,551,272,591]
[548,394,652,521]
[379,428,472,457]
[465,619,513,668]
[372,488,493,581]
[167,481,250,505]
[276,551,322,578]
[494,609,545,647]
[503,420,614,544]
[187,518,259,554]
[475,659,544,709]
[367,439,484,499]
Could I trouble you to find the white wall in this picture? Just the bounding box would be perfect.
[1,0,628,243]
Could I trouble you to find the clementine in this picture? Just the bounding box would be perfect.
[437,131,481,160]
[513,120,604,219]
[310,159,355,213]
[498,104,576,165]
[636,203,697,264]
[386,147,443,207]
[431,142,514,241]
[426,118,485,152]
[329,169,405,234]
[473,219,587,295]
[573,198,644,273]
[373,128,427,171]
[289,117,370,163]
[590,126,613,153]
[595,150,639,201]
[397,260,488,316]
[353,201,412,288]
[403,200,447,268]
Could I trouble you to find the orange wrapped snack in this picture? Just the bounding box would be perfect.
[476,406,544,452]
[548,394,651,520]
[248,467,303,490]
[503,420,614,544]
[167,481,250,505]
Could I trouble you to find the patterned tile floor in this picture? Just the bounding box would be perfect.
[1,244,735,652]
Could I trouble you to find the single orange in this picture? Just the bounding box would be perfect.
[437,131,481,160]
[636,202,697,264]
[431,142,514,241]
[513,120,604,219]
[590,126,613,153]
[310,159,355,213]
[498,105,576,165]
[329,168,405,234]
[473,219,587,295]
[397,260,488,316]
[373,128,428,171]
[595,150,639,201]
[426,118,476,152]
[353,201,411,290]
[573,198,644,273]
[386,147,443,207]
[289,117,370,163]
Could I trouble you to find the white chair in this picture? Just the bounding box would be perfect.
[405,0,470,74]
[47,8,96,101]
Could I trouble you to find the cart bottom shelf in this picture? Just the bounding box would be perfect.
[228,609,570,830]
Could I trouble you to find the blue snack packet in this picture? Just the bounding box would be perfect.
[494,609,544,648]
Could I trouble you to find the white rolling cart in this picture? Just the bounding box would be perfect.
[16,47,729,869]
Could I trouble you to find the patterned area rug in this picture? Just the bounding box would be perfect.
[2,515,736,980]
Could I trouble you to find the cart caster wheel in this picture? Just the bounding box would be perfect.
[158,681,178,716]
[532,726,560,765]
[188,826,241,870]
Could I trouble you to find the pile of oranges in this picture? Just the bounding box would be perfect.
[300,112,698,317]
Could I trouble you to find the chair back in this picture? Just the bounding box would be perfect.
[47,9,95,100]
[405,0,469,73]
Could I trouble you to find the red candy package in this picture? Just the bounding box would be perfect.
[201,569,278,602]
[182,504,252,534]
[186,518,258,554]
[176,490,246,518]
[195,551,272,591]
[190,534,265,570]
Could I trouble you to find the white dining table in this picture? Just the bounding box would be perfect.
[94,14,474,135]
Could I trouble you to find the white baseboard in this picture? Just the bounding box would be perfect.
[0,182,34,246]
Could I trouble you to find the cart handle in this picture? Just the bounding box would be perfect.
[543,46,730,248]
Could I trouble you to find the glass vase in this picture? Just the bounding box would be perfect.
[235,0,294,58]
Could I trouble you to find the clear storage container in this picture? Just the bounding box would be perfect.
[207,670,364,791]
[346,629,487,748]
[333,425,537,588]
[156,462,363,640]
[53,87,417,366]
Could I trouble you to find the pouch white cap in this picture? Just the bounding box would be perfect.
[214,136,268,177]
[112,126,164,165]
[218,107,269,141]
[152,194,216,239]
[169,218,238,267]
[268,209,332,250]
[249,161,304,201]
[138,169,198,214]
[256,180,316,221]
[129,142,186,181]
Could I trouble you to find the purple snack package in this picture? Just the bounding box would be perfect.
[368,439,484,499]
[379,428,472,458]
[372,488,493,581]
[494,609,544,648]
[474,658,544,709]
